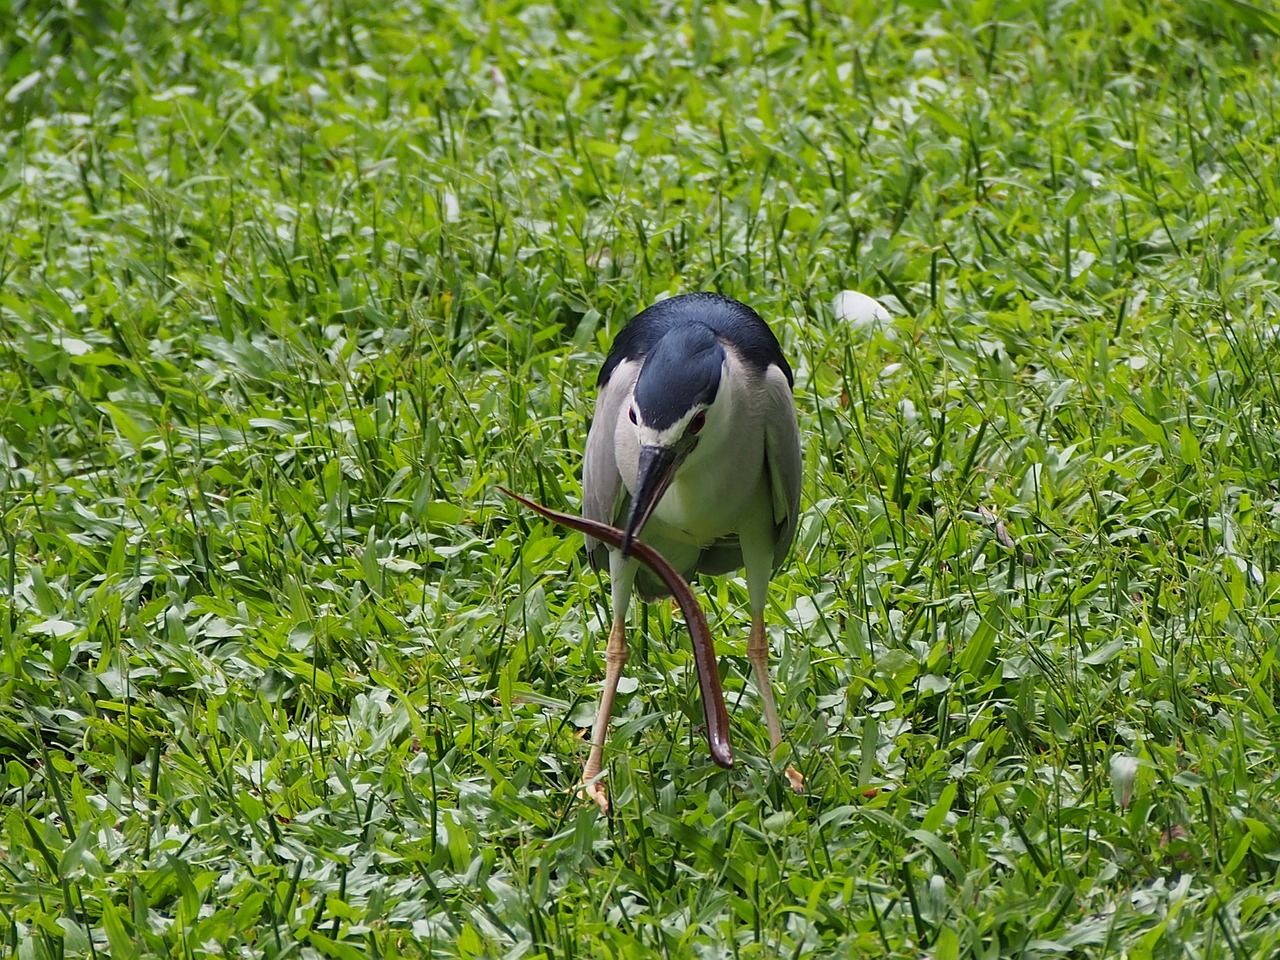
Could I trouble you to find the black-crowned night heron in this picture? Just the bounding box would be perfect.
[581,292,803,811]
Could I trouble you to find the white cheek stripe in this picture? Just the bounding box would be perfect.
[636,420,689,446]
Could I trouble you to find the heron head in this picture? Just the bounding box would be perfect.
[621,324,724,556]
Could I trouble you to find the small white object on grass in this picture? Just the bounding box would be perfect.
[1109,753,1139,809]
[442,190,460,222]
[832,290,892,334]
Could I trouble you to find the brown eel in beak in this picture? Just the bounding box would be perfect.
[500,487,733,769]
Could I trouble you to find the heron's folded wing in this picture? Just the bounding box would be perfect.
[582,358,640,569]
[761,364,802,570]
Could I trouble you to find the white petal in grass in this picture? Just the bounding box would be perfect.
[1110,754,1140,808]
[442,190,460,222]
[926,874,946,916]
[832,290,892,333]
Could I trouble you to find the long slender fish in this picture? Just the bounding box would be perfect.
[500,487,732,768]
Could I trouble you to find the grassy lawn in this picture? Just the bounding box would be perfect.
[4,0,1280,955]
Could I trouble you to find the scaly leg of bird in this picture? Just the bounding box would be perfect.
[748,613,804,793]
[581,553,638,812]
[741,494,804,793]
[581,615,628,812]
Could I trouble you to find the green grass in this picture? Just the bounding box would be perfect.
[3,0,1280,956]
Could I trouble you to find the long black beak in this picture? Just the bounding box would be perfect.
[621,444,680,558]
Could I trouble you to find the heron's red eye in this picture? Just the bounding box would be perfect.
[689,410,706,434]
[628,406,637,424]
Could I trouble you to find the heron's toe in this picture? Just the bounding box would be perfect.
[785,765,805,794]
[582,779,610,813]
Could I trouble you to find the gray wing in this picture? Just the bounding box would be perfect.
[762,364,802,569]
[582,358,640,569]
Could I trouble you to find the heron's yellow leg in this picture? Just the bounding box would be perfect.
[581,616,629,812]
[747,613,804,793]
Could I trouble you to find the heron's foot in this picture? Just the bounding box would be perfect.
[785,764,805,794]
[582,777,610,813]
